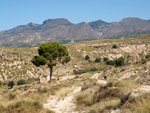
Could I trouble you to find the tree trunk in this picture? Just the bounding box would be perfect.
[49,67,53,83]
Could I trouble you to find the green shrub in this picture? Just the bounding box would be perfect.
[17,79,26,85]
[85,55,90,60]
[106,57,125,67]
[104,57,109,61]
[94,58,101,63]
[112,44,118,48]
[146,54,150,59]
[73,67,98,74]
[73,69,88,74]
[8,81,14,89]
[106,60,115,65]
[115,57,125,66]
[90,68,97,72]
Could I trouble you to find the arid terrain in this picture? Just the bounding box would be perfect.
[0,35,150,113]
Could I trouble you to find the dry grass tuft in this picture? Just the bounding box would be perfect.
[75,92,93,106]
[55,87,73,99]
[114,80,140,89]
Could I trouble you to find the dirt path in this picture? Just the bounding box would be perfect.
[43,87,81,113]
[92,73,107,85]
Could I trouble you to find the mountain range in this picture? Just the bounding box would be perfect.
[0,17,150,47]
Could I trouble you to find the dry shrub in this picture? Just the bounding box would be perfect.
[94,88,120,103]
[38,86,48,93]
[81,81,97,91]
[55,87,73,99]
[0,100,54,113]
[114,80,140,89]
[76,93,93,106]
[135,97,150,113]
[89,98,121,113]
[0,105,5,113]
[123,94,150,113]
[7,100,42,113]
[9,93,16,100]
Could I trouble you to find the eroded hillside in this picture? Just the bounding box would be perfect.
[0,36,150,113]
[0,35,150,84]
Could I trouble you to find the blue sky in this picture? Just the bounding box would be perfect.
[0,0,150,31]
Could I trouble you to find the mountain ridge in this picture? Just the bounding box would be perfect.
[0,17,150,47]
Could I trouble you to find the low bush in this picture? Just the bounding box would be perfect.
[17,79,26,85]
[141,58,147,64]
[76,93,93,106]
[105,57,125,67]
[146,54,150,59]
[106,60,115,65]
[8,81,14,89]
[90,68,98,72]
[94,88,120,103]
[115,57,125,66]
[38,86,48,93]
[73,69,88,74]
[104,57,109,61]
[94,58,101,63]
[85,55,90,60]
[112,44,118,48]
[74,68,98,74]
[9,93,16,100]
[5,100,46,113]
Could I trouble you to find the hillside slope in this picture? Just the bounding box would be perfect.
[0,36,150,113]
[0,35,150,84]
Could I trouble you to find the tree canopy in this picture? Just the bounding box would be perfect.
[31,42,71,83]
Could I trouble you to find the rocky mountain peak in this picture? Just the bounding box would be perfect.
[89,19,109,25]
[42,18,73,25]
[88,19,110,32]
[27,22,38,27]
[120,17,145,24]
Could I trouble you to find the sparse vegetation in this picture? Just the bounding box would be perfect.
[106,60,115,65]
[73,67,98,74]
[73,69,88,74]
[90,67,97,72]
[112,44,118,48]
[8,81,14,89]
[0,100,50,113]
[17,79,26,85]
[146,54,150,59]
[115,57,125,66]
[94,58,101,63]
[135,96,150,113]
[104,57,109,61]
[105,57,125,67]
[85,55,90,60]
[0,36,150,113]
[76,92,93,106]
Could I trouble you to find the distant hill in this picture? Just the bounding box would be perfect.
[0,17,150,47]
[101,17,150,38]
